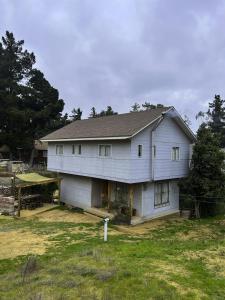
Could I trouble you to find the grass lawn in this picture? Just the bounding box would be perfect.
[0,208,224,300]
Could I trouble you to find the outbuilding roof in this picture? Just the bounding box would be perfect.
[41,107,171,141]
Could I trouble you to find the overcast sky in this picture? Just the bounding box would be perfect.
[1,0,225,131]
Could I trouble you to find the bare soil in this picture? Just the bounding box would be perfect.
[0,229,52,259]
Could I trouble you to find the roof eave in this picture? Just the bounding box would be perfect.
[40,136,131,142]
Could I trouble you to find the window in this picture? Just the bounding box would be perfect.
[56,144,63,155]
[99,145,111,157]
[138,145,142,157]
[72,144,82,155]
[153,145,156,158]
[172,147,180,161]
[154,182,169,207]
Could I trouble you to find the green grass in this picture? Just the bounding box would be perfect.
[0,215,224,300]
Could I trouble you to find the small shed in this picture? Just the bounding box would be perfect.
[0,172,61,216]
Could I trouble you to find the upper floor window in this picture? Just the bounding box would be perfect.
[153,145,156,158]
[56,144,63,155]
[172,147,180,161]
[154,182,170,208]
[138,145,142,157]
[72,144,82,155]
[99,145,111,157]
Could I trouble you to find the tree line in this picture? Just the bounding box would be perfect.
[0,31,167,157]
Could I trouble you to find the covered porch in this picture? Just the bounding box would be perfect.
[90,179,142,224]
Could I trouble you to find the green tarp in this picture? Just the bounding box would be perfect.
[16,173,53,183]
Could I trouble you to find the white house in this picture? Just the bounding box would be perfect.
[41,107,196,224]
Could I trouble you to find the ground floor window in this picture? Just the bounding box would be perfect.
[99,145,111,157]
[154,181,170,207]
[56,144,63,155]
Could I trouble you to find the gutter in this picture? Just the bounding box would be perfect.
[41,136,131,142]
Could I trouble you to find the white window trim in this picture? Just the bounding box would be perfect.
[154,181,170,208]
[98,144,112,158]
[171,146,180,161]
[56,144,64,155]
[72,144,82,156]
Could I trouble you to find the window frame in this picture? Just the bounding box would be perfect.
[153,145,156,158]
[171,146,180,161]
[72,144,82,155]
[56,144,64,155]
[154,181,170,208]
[138,144,143,157]
[98,144,112,157]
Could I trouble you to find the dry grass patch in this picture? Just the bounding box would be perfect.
[176,226,216,241]
[36,209,101,224]
[0,229,53,259]
[147,260,206,298]
[184,247,225,277]
[116,215,182,235]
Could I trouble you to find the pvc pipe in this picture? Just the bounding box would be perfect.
[104,218,109,242]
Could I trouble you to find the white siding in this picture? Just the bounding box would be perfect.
[130,125,153,182]
[48,141,133,182]
[47,115,192,184]
[152,117,190,180]
[141,180,179,218]
[60,174,92,208]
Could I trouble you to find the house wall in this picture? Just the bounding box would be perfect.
[60,174,92,209]
[141,180,179,218]
[48,115,192,184]
[48,140,135,183]
[130,125,153,182]
[60,173,179,220]
[152,117,191,180]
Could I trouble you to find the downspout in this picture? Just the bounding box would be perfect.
[150,114,165,181]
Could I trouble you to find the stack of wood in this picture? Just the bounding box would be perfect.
[0,194,15,215]
[20,194,42,210]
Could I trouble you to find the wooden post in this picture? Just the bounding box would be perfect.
[107,181,111,212]
[17,187,22,217]
[58,179,61,205]
[129,185,134,220]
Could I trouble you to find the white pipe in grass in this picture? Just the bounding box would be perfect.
[104,218,109,242]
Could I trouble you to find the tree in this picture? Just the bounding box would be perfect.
[89,106,118,118]
[179,124,225,218]
[142,102,164,110]
[196,95,225,147]
[89,107,97,118]
[130,103,140,112]
[99,106,118,117]
[0,31,67,159]
[70,107,82,121]
[130,102,165,112]
[183,114,192,127]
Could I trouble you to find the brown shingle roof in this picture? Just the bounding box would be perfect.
[42,107,171,141]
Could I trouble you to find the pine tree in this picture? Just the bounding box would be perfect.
[196,95,225,147]
[70,107,82,121]
[89,106,118,118]
[0,31,67,158]
[89,107,97,118]
[180,124,225,218]
[130,102,140,112]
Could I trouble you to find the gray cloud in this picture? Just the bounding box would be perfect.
[1,0,225,130]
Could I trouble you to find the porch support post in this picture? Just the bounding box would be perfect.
[129,184,134,219]
[17,187,22,217]
[58,179,61,205]
[107,181,111,212]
